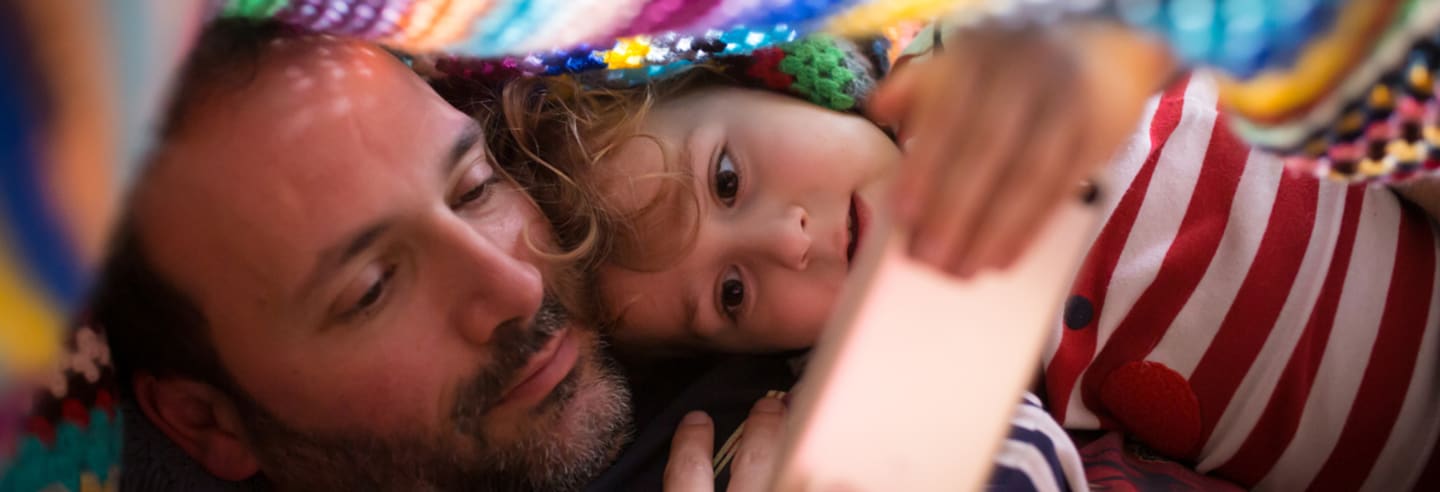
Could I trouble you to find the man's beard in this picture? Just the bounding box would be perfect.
[232,295,633,491]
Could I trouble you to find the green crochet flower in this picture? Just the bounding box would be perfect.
[777,37,859,111]
[224,0,289,19]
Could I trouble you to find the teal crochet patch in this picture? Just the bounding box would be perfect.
[777,37,858,111]
[0,409,122,492]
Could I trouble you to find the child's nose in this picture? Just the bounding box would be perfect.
[753,205,810,270]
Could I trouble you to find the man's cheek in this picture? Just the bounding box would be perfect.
[307,332,463,431]
[318,358,448,430]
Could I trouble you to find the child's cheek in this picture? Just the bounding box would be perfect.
[756,287,841,350]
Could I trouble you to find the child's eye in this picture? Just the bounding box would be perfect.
[717,267,745,321]
[714,150,739,206]
[451,163,498,209]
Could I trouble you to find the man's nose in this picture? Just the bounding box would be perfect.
[438,218,545,346]
[748,205,811,271]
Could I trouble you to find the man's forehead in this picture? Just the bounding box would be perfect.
[134,36,466,309]
[134,131,391,308]
[213,37,448,140]
[249,36,399,106]
[151,34,466,219]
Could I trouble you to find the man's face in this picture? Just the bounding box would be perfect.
[135,37,628,489]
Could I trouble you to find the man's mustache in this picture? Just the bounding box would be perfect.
[450,295,570,428]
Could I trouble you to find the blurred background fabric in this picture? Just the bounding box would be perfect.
[4,0,1437,489]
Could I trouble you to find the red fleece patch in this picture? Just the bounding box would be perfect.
[1100,360,1201,460]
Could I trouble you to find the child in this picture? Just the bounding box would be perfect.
[469,19,1440,492]
[561,76,1094,489]
[461,22,1181,491]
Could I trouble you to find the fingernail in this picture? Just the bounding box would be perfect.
[753,397,785,414]
[683,411,711,426]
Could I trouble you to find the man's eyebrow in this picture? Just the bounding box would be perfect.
[300,222,391,301]
[443,119,485,176]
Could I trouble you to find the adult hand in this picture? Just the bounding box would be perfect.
[664,397,788,491]
[869,21,1175,278]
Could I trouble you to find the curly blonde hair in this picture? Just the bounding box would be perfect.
[462,69,734,326]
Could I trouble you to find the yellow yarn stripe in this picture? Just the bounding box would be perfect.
[0,232,63,379]
[414,0,495,50]
[825,0,981,37]
[1218,0,1403,124]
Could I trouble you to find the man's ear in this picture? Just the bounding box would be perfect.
[132,372,261,481]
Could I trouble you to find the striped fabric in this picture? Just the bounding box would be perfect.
[991,393,1089,492]
[1043,74,1440,491]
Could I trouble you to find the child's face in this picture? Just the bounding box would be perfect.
[597,86,900,353]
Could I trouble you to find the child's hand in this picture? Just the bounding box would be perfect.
[869,22,1174,278]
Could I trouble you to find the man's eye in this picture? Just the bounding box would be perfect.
[451,164,498,209]
[338,264,395,321]
[453,180,493,208]
[714,150,739,206]
[717,267,745,321]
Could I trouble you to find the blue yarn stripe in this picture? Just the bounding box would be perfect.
[0,8,88,310]
[461,0,532,57]
[735,0,859,30]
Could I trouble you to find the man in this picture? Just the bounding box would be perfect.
[97,17,816,492]
[93,20,638,490]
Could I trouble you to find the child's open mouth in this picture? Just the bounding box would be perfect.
[846,193,869,268]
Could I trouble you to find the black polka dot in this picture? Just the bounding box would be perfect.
[1080,181,1101,205]
[1064,295,1094,330]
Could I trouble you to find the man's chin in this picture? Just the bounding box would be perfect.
[553,340,633,459]
[457,332,632,489]
[486,333,633,466]
[240,333,632,491]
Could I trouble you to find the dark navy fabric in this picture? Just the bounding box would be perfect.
[584,353,801,492]
[585,354,1082,492]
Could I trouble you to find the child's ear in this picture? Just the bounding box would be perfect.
[132,372,261,481]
